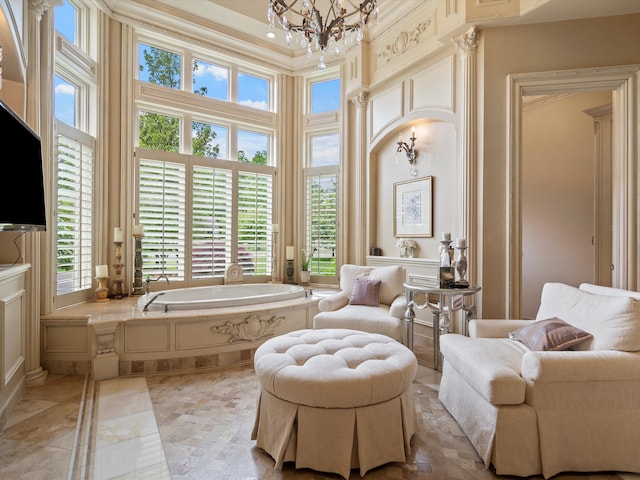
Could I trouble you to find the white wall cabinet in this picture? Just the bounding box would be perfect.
[0,263,29,429]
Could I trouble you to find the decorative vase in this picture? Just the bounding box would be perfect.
[400,246,414,258]
[300,270,311,285]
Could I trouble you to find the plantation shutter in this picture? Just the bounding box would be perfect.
[305,172,337,276]
[192,165,233,278]
[56,126,94,295]
[138,157,186,280]
[238,171,273,275]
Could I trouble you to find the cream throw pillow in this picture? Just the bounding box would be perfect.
[536,282,640,351]
[339,264,404,306]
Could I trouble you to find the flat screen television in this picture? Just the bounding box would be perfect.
[0,99,47,231]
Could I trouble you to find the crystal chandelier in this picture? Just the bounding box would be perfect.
[267,0,378,69]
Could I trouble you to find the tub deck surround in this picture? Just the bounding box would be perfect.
[137,283,306,311]
[40,287,320,379]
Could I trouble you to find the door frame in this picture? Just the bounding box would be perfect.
[506,65,639,318]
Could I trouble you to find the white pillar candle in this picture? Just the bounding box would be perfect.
[95,265,108,278]
[286,246,295,260]
[272,224,280,234]
[441,232,451,242]
[113,227,123,243]
[456,238,466,248]
[133,224,144,236]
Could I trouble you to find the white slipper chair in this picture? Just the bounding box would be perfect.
[312,264,406,342]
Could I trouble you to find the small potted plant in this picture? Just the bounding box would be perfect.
[300,248,317,284]
[396,238,418,258]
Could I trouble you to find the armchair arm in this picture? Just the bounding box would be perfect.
[522,350,640,383]
[389,294,407,319]
[469,319,535,338]
[317,291,350,312]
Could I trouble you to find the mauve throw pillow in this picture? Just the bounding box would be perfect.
[349,278,381,306]
[509,317,593,351]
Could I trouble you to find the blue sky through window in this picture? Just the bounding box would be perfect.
[54,75,76,126]
[238,73,269,111]
[312,79,340,113]
[238,130,268,162]
[54,2,77,126]
[193,59,228,100]
[54,0,76,44]
[310,133,340,166]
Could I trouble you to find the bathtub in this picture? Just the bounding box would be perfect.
[41,282,318,377]
[137,283,306,311]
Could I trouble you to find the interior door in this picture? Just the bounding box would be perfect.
[520,91,612,319]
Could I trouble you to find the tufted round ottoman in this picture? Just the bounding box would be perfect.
[251,329,419,479]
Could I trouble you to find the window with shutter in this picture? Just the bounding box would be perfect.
[136,149,274,283]
[55,124,95,296]
[137,156,186,281]
[238,171,273,275]
[305,172,337,276]
[192,165,233,278]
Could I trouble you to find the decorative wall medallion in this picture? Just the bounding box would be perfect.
[97,333,115,355]
[377,20,431,63]
[211,314,285,343]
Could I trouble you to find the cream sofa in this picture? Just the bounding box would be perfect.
[438,282,640,478]
[312,264,406,342]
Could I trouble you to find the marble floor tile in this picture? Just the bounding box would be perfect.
[2,364,640,480]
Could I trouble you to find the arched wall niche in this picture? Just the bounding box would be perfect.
[368,115,458,259]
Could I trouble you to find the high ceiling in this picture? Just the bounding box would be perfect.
[144,0,640,53]
[204,0,640,26]
[3,0,640,87]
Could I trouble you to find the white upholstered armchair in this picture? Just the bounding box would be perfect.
[312,264,406,342]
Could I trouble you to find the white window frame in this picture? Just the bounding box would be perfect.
[50,0,100,309]
[302,71,342,283]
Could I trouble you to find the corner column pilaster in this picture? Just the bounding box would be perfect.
[348,91,369,264]
[25,0,59,386]
[453,26,479,290]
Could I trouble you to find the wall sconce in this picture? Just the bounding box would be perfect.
[397,127,417,176]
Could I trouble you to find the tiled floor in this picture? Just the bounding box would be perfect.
[1,364,639,480]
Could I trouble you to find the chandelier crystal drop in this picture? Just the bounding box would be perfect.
[267,0,378,69]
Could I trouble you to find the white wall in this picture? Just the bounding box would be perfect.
[481,14,640,317]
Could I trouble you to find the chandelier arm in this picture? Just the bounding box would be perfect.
[269,0,377,69]
[271,0,375,29]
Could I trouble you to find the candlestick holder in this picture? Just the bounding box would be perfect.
[272,231,280,283]
[286,259,294,284]
[110,241,125,299]
[454,245,469,288]
[132,234,144,295]
[96,277,109,302]
[439,239,454,288]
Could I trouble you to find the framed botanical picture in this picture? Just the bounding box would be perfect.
[393,176,433,237]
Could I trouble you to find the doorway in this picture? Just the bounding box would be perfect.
[506,65,639,319]
[520,91,612,318]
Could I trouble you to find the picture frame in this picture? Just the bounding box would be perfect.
[393,176,433,237]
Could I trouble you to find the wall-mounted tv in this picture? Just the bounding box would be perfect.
[0,99,47,232]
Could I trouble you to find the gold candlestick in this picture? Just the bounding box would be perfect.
[96,277,109,302]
